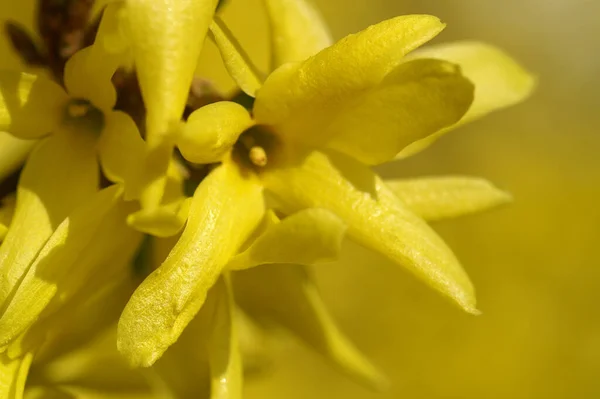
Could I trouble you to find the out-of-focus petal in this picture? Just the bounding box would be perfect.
[0,71,67,139]
[128,198,191,237]
[0,130,98,306]
[209,18,264,97]
[118,160,264,367]
[0,352,31,399]
[227,208,345,270]
[63,47,117,113]
[324,59,474,164]
[124,0,220,147]
[177,101,253,164]
[399,41,536,158]
[0,133,36,181]
[0,187,141,348]
[386,176,512,221]
[233,263,387,389]
[262,149,478,313]
[0,196,15,243]
[263,0,332,68]
[254,15,445,133]
[206,277,242,399]
[98,111,147,200]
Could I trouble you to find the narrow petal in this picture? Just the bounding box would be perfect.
[0,196,15,243]
[0,130,98,306]
[0,352,31,399]
[227,208,346,270]
[206,277,242,399]
[118,160,264,367]
[261,149,478,313]
[98,111,147,200]
[399,41,537,158]
[386,176,512,221]
[0,187,141,347]
[209,18,264,97]
[324,59,474,164]
[125,0,220,147]
[254,15,445,132]
[0,71,67,139]
[233,263,387,389]
[177,101,253,164]
[0,133,35,181]
[263,0,332,68]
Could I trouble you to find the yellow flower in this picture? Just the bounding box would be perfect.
[116,0,534,388]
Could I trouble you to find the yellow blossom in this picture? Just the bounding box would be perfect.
[116,0,533,389]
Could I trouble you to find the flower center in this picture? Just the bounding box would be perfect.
[62,98,105,134]
[237,126,279,169]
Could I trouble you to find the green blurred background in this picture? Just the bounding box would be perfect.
[2,0,599,398]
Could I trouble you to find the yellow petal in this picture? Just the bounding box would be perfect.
[386,176,512,221]
[262,149,478,313]
[0,352,31,399]
[0,71,67,139]
[399,41,537,158]
[128,197,191,237]
[125,0,220,147]
[233,263,387,389]
[118,160,264,367]
[177,101,253,164]
[324,59,474,164]
[0,187,141,347]
[63,46,117,113]
[209,18,264,97]
[206,276,242,399]
[0,133,35,181]
[227,208,346,270]
[254,15,445,131]
[0,129,98,306]
[263,0,332,68]
[98,111,147,200]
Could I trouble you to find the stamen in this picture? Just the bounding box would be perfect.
[67,102,90,118]
[249,146,268,167]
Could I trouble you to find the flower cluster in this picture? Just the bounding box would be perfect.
[0,0,534,397]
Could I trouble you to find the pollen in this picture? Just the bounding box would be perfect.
[67,102,90,118]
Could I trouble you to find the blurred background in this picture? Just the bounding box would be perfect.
[2,0,599,398]
[214,1,600,398]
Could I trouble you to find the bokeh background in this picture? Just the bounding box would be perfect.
[214,1,600,398]
[1,0,599,398]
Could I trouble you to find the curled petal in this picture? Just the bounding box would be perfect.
[227,208,346,270]
[0,187,141,347]
[0,130,98,306]
[233,264,387,389]
[254,15,445,131]
[262,149,478,313]
[125,0,220,147]
[0,132,35,181]
[209,18,264,97]
[0,71,67,139]
[386,176,512,221]
[177,101,253,164]
[399,41,537,158]
[118,160,264,367]
[324,59,474,164]
[263,0,332,68]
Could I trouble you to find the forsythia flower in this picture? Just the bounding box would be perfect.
[0,0,534,397]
